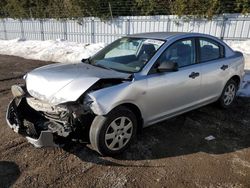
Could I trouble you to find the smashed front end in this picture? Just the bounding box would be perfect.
[6,84,94,147]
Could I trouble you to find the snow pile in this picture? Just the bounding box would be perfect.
[0,38,249,96]
[0,38,105,63]
[0,38,249,68]
[226,40,250,70]
[226,40,250,56]
[238,71,250,97]
[226,40,250,96]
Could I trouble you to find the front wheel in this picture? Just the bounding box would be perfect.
[89,106,137,156]
[218,79,238,108]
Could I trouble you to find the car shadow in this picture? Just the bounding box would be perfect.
[0,161,20,188]
[64,97,250,164]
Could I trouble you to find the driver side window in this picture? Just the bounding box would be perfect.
[157,38,196,68]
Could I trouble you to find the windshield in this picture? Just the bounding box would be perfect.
[89,37,165,73]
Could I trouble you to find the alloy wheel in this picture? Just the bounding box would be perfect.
[223,83,236,106]
[105,116,133,151]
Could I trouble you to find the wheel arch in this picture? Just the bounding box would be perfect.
[115,103,144,133]
[219,75,241,97]
[89,103,141,156]
[229,75,241,89]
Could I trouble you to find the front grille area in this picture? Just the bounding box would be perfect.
[43,111,70,125]
[44,112,61,120]
[26,97,73,125]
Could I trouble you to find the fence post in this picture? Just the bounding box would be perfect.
[166,17,170,32]
[40,19,45,41]
[91,18,95,43]
[63,20,68,40]
[2,19,7,40]
[126,18,130,35]
[220,15,227,40]
[20,19,25,39]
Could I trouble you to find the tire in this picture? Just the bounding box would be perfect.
[89,106,137,156]
[218,79,238,108]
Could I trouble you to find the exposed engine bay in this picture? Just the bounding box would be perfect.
[6,78,129,147]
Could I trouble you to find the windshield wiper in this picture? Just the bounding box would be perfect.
[82,58,113,70]
[92,64,114,71]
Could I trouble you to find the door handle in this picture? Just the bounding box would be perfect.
[189,72,200,79]
[220,64,228,70]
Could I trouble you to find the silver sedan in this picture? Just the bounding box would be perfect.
[6,32,245,156]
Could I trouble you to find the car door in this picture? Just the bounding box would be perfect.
[144,38,202,125]
[198,37,228,103]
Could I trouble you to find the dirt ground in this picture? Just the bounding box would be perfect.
[0,55,250,188]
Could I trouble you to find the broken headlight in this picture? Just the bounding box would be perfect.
[23,74,27,80]
[11,85,25,98]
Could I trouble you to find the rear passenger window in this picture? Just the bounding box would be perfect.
[199,38,224,62]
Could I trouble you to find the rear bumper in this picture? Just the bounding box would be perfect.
[6,98,57,148]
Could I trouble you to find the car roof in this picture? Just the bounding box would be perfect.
[128,32,190,40]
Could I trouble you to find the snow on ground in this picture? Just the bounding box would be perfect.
[0,38,249,97]
[226,40,250,70]
[238,70,250,97]
[226,40,250,56]
[0,38,105,63]
[225,40,250,97]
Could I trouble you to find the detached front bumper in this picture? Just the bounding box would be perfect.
[6,98,57,148]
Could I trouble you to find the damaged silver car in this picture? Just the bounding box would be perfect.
[6,32,245,156]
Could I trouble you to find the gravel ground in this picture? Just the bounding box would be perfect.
[0,55,250,188]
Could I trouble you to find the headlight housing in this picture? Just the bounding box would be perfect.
[23,74,27,80]
[11,85,25,98]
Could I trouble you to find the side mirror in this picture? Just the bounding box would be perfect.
[157,61,178,72]
[81,58,87,63]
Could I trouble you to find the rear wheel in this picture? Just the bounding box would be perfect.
[218,79,238,108]
[89,106,137,156]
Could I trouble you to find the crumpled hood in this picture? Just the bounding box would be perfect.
[26,63,130,105]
